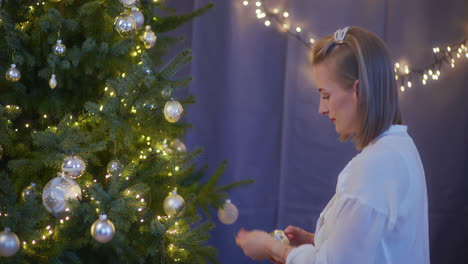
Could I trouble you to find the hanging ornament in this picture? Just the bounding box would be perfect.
[270,230,290,245]
[42,174,82,214]
[107,159,123,175]
[91,214,115,243]
[114,12,136,37]
[140,25,157,49]
[217,199,239,225]
[130,7,144,29]
[52,39,66,56]
[49,74,57,89]
[161,88,171,98]
[0,144,3,160]
[0,228,20,257]
[5,64,21,82]
[164,100,183,123]
[170,139,187,153]
[163,188,185,216]
[119,0,138,8]
[61,155,86,179]
[143,102,157,110]
[21,182,39,201]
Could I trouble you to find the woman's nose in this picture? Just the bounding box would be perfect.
[319,100,329,116]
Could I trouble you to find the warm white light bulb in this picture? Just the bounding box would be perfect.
[309,38,315,44]
[395,62,400,68]
[264,20,271,26]
[407,81,412,88]
[296,27,301,32]
[283,12,289,18]
[400,86,405,92]
[273,8,279,14]
[243,1,248,6]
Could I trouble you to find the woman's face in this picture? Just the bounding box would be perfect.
[312,61,359,136]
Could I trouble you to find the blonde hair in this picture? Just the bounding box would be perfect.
[312,26,402,150]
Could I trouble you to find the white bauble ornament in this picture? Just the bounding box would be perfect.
[140,25,157,49]
[107,159,123,175]
[217,199,239,225]
[170,139,187,153]
[52,39,66,56]
[163,189,185,216]
[49,74,57,89]
[61,155,86,179]
[119,0,138,8]
[42,174,81,214]
[91,214,115,243]
[22,182,39,201]
[130,7,144,29]
[270,230,290,245]
[0,228,20,257]
[114,13,136,37]
[163,100,183,123]
[5,64,21,82]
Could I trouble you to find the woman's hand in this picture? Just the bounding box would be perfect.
[284,225,315,247]
[235,228,276,260]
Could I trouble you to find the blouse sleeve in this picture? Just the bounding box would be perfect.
[286,195,389,264]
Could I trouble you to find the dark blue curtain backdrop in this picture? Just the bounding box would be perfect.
[172,0,468,263]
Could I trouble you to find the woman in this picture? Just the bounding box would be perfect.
[235,26,430,263]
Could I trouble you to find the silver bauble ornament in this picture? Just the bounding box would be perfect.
[270,230,290,245]
[163,189,185,216]
[61,155,86,179]
[119,0,138,8]
[52,39,66,56]
[114,13,136,37]
[0,144,3,160]
[0,228,20,257]
[5,64,21,82]
[107,159,123,175]
[170,139,187,153]
[163,100,183,123]
[22,182,39,201]
[49,74,57,89]
[217,199,239,225]
[161,88,171,98]
[42,174,82,214]
[91,214,115,243]
[140,25,157,49]
[130,7,144,29]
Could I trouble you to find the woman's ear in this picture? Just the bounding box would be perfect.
[353,80,359,99]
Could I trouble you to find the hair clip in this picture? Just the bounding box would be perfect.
[334,26,350,44]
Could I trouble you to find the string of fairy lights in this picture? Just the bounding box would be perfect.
[241,0,468,92]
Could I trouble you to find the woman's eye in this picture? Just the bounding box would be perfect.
[321,95,330,100]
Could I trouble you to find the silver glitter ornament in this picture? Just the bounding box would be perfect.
[140,25,157,49]
[0,228,20,257]
[163,100,183,123]
[5,64,21,82]
[217,199,239,225]
[22,182,39,201]
[91,214,115,243]
[161,88,171,98]
[130,7,144,29]
[163,188,185,216]
[61,155,86,179]
[49,74,57,89]
[42,174,82,213]
[270,230,290,245]
[107,159,123,175]
[119,0,138,8]
[114,13,136,37]
[52,40,66,56]
[170,139,187,153]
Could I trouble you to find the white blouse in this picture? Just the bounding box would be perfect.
[286,125,430,264]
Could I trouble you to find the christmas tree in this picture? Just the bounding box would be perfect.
[0,0,250,263]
